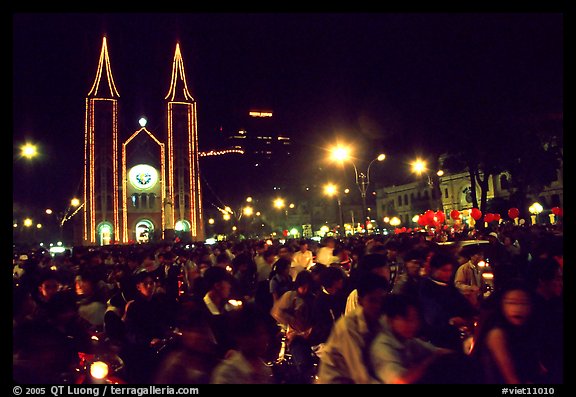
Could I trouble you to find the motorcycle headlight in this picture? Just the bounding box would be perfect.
[90,361,109,380]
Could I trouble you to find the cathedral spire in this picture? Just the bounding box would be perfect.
[87,36,120,98]
[165,42,194,102]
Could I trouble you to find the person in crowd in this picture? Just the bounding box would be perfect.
[484,231,515,290]
[179,265,237,359]
[254,240,270,281]
[417,249,478,351]
[211,303,274,384]
[153,311,219,384]
[316,274,389,384]
[122,269,175,383]
[270,270,315,378]
[75,267,107,328]
[308,265,348,347]
[231,252,258,302]
[215,252,234,273]
[291,239,314,280]
[32,270,62,322]
[391,248,426,299]
[316,236,339,266]
[104,263,136,344]
[345,251,390,315]
[383,239,404,290]
[528,257,563,383]
[370,293,454,384]
[269,257,294,302]
[454,244,487,309]
[473,279,545,384]
[278,244,294,262]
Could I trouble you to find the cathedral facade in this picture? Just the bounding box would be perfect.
[81,37,203,245]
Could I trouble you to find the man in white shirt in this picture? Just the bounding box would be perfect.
[291,240,313,281]
[316,237,339,266]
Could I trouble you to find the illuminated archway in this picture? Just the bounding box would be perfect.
[135,219,155,243]
[97,221,114,246]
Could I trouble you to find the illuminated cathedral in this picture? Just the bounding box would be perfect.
[82,37,204,245]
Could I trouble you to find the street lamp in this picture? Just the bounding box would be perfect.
[20,143,38,160]
[324,183,344,234]
[330,145,386,231]
[529,202,543,225]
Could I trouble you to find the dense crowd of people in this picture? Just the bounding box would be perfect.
[13,222,563,384]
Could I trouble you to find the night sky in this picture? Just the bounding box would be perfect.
[13,13,563,215]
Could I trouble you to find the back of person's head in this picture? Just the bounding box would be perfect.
[460,244,484,259]
[232,252,254,273]
[358,253,388,273]
[320,266,346,289]
[294,270,313,289]
[402,248,426,263]
[382,293,421,318]
[272,257,291,274]
[429,249,458,270]
[203,266,232,291]
[263,248,277,260]
[527,256,562,292]
[216,252,231,265]
[357,274,389,298]
[384,239,401,252]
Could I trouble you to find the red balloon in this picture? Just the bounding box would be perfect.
[435,210,445,223]
[425,210,435,223]
[470,208,482,220]
[417,215,427,226]
[508,207,520,219]
[484,213,494,223]
[493,213,501,221]
[450,209,460,220]
[551,207,563,216]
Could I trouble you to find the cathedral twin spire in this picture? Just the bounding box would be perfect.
[88,37,193,102]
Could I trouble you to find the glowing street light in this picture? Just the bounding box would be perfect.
[411,159,427,175]
[20,143,38,159]
[71,198,81,207]
[324,183,337,197]
[23,218,33,227]
[324,183,344,234]
[273,198,285,209]
[329,145,386,230]
[243,206,254,216]
[330,145,351,162]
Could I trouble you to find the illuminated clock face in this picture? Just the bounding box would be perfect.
[129,164,158,189]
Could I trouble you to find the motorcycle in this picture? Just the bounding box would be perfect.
[269,326,319,384]
[73,329,127,384]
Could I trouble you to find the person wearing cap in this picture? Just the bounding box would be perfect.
[122,269,175,382]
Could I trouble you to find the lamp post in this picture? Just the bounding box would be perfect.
[330,146,385,232]
[410,158,444,210]
[324,183,344,235]
[529,202,543,225]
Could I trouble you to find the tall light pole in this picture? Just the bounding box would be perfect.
[324,183,344,235]
[410,158,444,210]
[330,146,385,232]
